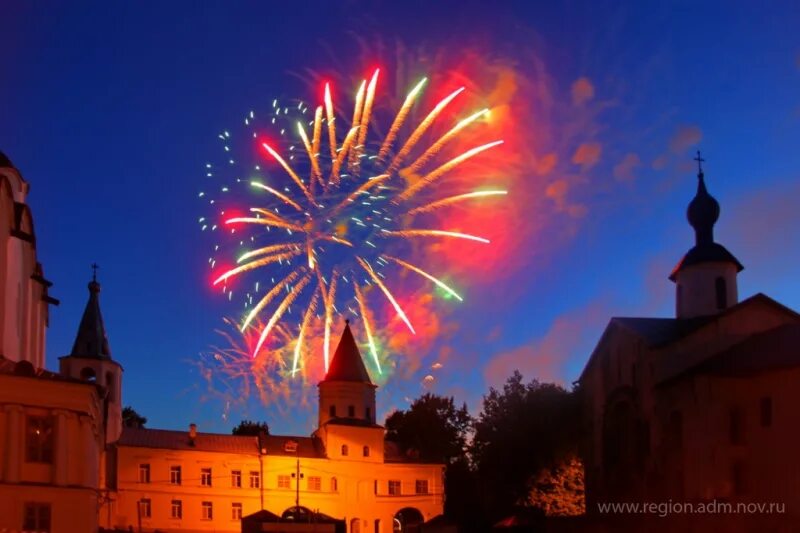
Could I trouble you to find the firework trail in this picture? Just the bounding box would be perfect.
[200,68,506,379]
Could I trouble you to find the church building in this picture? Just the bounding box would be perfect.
[579,155,800,515]
[0,152,443,533]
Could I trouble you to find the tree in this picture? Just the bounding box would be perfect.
[122,406,147,428]
[231,420,270,436]
[385,393,471,463]
[385,394,482,530]
[471,371,581,521]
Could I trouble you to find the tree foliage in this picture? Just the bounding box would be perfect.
[231,419,270,436]
[385,393,472,463]
[122,406,147,428]
[471,371,581,521]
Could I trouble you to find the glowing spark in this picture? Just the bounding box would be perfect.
[241,269,302,330]
[399,140,504,201]
[237,243,299,264]
[292,290,319,374]
[261,142,314,203]
[383,255,463,301]
[389,87,465,172]
[225,216,303,233]
[214,250,302,286]
[330,126,360,184]
[382,229,490,244]
[357,257,415,334]
[250,181,303,212]
[253,272,312,357]
[407,190,508,215]
[330,174,390,217]
[378,77,427,162]
[405,108,490,174]
[348,80,367,169]
[297,122,322,183]
[356,69,380,157]
[324,83,337,159]
[353,281,381,373]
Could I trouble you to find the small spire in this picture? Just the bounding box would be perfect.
[322,321,372,384]
[69,270,112,359]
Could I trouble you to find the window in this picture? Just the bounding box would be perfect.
[249,471,260,488]
[25,415,54,463]
[388,480,401,496]
[231,469,241,487]
[366,406,371,421]
[23,503,51,532]
[138,499,151,518]
[715,277,727,310]
[170,465,182,485]
[278,474,291,489]
[348,405,355,417]
[341,444,349,456]
[415,479,429,494]
[138,463,151,483]
[730,407,745,445]
[171,500,182,519]
[201,501,213,520]
[329,405,336,417]
[363,445,370,457]
[307,476,321,491]
[201,467,212,486]
[232,502,243,520]
[760,397,773,427]
[331,477,338,492]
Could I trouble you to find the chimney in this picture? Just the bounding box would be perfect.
[189,423,197,446]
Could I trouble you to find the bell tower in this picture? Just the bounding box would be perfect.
[670,152,743,318]
[59,265,123,443]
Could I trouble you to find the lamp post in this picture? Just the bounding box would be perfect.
[291,451,304,511]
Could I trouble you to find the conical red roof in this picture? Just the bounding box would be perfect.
[323,321,372,383]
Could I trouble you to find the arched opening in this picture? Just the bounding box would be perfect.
[282,506,314,522]
[393,508,423,533]
[350,518,361,533]
[329,405,337,417]
[348,405,355,417]
[374,519,381,533]
[715,276,727,310]
[81,367,97,382]
[330,477,338,492]
[341,444,349,456]
[363,445,370,457]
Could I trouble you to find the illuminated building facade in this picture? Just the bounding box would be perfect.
[0,152,443,533]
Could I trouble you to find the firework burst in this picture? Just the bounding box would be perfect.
[200,68,505,379]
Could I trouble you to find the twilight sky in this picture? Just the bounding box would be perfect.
[2,1,799,435]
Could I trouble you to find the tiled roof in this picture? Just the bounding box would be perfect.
[663,323,800,383]
[612,316,710,347]
[118,427,259,454]
[0,356,93,386]
[261,435,325,458]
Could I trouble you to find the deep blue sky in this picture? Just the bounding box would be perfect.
[3,1,799,435]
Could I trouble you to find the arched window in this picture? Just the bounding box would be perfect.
[715,277,727,310]
[330,477,338,492]
[81,367,97,382]
[329,405,336,417]
[365,406,371,422]
[350,518,360,533]
[363,445,370,457]
[106,371,115,400]
[348,405,355,417]
[341,444,349,456]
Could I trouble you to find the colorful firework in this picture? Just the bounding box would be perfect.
[200,68,505,379]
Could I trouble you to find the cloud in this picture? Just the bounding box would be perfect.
[652,155,668,170]
[669,125,703,154]
[571,142,602,169]
[613,153,641,182]
[571,77,595,106]
[483,299,612,387]
[535,152,558,175]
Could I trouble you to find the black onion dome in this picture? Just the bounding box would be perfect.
[687,172,720,245]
